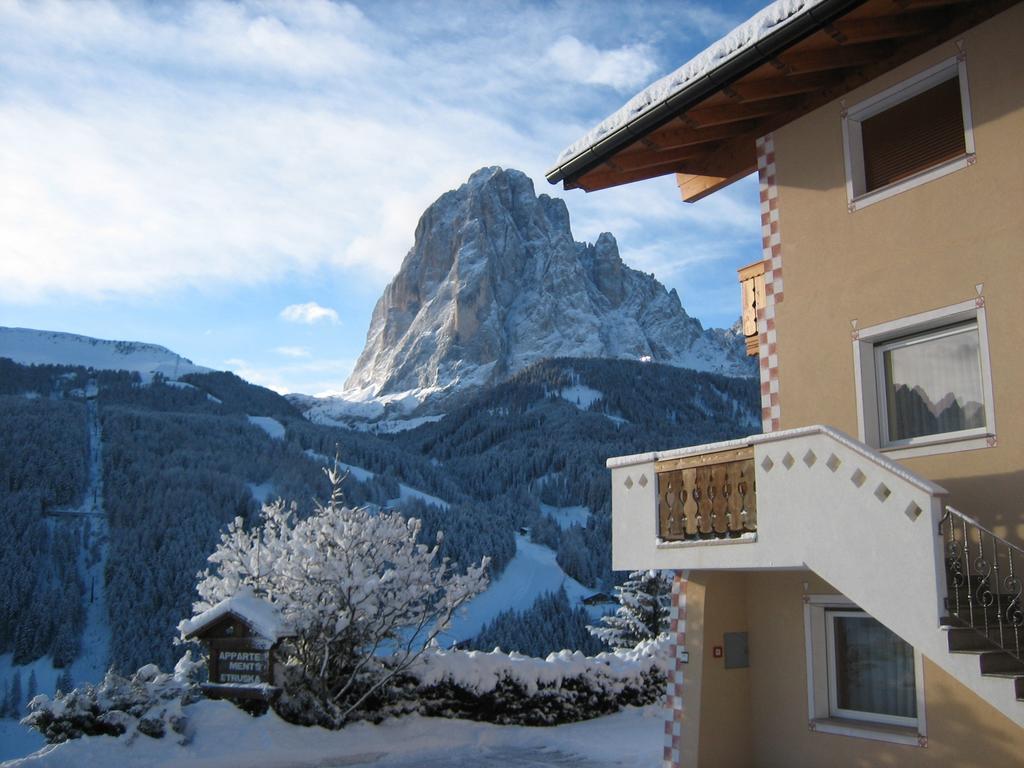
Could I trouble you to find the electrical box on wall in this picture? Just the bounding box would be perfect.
[724,632,749,669]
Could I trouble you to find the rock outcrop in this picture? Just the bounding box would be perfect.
[345,167,752,400]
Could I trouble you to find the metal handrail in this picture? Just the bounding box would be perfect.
[941,505,1024,661]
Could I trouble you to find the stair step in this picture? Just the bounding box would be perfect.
[979,651,1024,677]
[946,627,1002,652]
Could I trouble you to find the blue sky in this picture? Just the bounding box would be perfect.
[0,0,764,395]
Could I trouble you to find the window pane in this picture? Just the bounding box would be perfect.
[833,615,916,719]
[882,325,985,443]
[861,75,965,192]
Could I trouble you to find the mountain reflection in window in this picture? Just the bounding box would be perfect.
[880,323,985,444]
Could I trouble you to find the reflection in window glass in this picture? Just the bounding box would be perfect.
[831,613,916,720]
[880,323,985,443]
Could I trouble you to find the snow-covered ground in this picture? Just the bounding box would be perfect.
[540,504,591,531]
[246,482,276,505]
[2,700,664,767]
[441,535,597,645]
[558,385,603,410]
[246,415,285,440]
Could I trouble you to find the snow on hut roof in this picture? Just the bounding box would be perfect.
[551,0,825,169]
[178,587,294,641]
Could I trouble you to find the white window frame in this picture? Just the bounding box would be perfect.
[825,609,918,728]
[804,594,926,746]
[842,54,975,212]
[853,298,996,460]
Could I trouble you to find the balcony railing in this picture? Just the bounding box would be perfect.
[942,505,1024,661]
[656,446,757,541]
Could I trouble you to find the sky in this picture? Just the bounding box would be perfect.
[0,0,765,395]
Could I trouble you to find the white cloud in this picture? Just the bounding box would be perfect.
[546,36,658,91]
[224,355,354,394]
[275,346,310,357]
[280,302,339,325]
[0,0,755,306]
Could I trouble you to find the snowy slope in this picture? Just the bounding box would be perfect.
[440,534,597,645]
[245,416,285,440]
[0,328,211,382]
[303,451,450,509]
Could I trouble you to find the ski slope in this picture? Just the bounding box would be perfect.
[440,534,596,645]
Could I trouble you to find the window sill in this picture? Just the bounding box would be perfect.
[810,717,924,747]
[880,433,995,461]
[848,153,973,213]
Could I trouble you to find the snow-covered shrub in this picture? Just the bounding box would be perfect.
[359,636,670,726]
[589,570,671,650]
[22,653,202,744]
[187,465,489,727]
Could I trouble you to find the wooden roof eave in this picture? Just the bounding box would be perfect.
[546,0,868,188]
[552,0,1018,200]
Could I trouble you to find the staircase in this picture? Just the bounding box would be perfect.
[941,505,1024,704]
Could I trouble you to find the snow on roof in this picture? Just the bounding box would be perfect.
[554,0,825,168]
[178,587,294,641]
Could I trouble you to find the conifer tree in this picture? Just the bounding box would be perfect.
[588,569,671,650]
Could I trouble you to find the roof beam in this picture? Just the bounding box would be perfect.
[644,119,765,151]
[685,95,807,127]
[676,170,753,203]
[776,41,897,74]
[570,155,718,192]
[827,12,936,43]
[728,70,852,102]
[611,142,723,174]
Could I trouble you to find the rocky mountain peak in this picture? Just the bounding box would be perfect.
[344,167,752,401]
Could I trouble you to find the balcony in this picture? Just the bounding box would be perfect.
[608,425,947,577]
[656,447,757,542]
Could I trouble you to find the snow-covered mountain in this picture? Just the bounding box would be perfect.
[343,166,752,406]
[0,327,210,381]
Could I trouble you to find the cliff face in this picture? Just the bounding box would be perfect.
[345,167,752,399]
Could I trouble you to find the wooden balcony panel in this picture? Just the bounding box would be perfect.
[657,449,756,542]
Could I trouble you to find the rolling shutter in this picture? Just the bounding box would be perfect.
[861,76,966,193]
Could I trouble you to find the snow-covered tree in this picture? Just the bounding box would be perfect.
[589,570,672,650]
[187,465,489,725]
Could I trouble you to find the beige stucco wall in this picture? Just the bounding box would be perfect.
[691,571,1024,767]
[770,5,1024,540]
[684,573,757,765]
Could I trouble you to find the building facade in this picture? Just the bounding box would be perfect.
[548,1,1024,765]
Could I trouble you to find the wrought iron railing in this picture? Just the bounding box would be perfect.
[656,447,757,541]
[941,505,1024,661]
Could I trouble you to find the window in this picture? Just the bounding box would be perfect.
[875,321,988,448]
[825,610,917,727]
[853,299,995,459]
[843,56,974,211]
[804,595,925,745]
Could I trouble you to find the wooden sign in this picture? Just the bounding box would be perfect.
[213,649,270,685]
